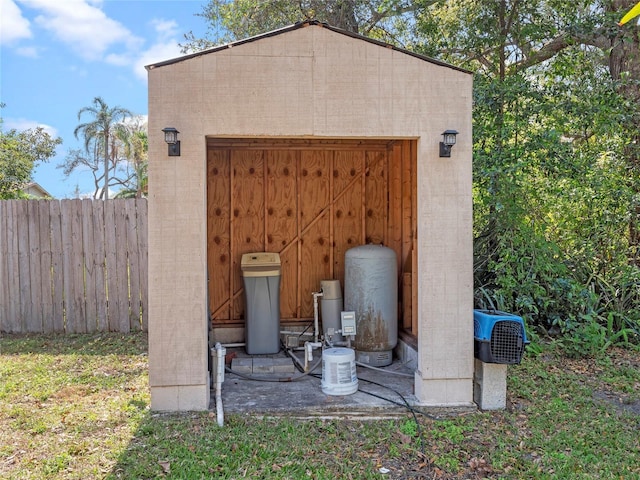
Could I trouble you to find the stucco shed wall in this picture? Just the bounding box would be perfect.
[147,24,473,411]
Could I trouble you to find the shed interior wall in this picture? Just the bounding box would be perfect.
[206,138,417,335]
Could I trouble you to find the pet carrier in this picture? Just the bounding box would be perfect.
[473,310,529,364]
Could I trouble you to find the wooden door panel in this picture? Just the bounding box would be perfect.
[333,150,364,285]
[299,212,331,318]
[365,149,387,245]
[266,150,297,250]
[231,150,265,267]
[299,151,330,230]
[207,149,231,321]
[265,150,299,318]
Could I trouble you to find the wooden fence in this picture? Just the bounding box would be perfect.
[0,198,147,334]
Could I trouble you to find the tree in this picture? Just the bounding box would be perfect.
[414,1,640,338]
[0,112,62,199]
[181,0,427,52]
[67,97,133,200]
[416,0,640,254]
[185,1,640,341]
[114,121,148,198]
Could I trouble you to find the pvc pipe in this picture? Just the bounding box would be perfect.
[279,330,314,336]
[304,341,323,372]
[355,360,414,378]
[214,343,226,427]
[285,348,307,372]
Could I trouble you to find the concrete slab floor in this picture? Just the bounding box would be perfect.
[212,348,452,419]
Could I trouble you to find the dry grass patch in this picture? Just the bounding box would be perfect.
[0,333,148,480]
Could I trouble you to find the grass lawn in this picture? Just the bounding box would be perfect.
[1,332,639,479]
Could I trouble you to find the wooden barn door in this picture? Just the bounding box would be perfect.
[207,139,417,334]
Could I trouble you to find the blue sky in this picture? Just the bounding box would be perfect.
[1,0,210,198]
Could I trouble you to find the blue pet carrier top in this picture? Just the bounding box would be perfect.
[473,309,529,364]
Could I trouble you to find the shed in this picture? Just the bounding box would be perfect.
[146,21,473,411]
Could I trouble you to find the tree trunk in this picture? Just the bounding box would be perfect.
[104,131,109,200]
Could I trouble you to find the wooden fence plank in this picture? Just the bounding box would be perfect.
[137,198,149,331]
[16,201,32,331]
[82,200,98,332]
[7,201,22,332]
[125,199,142,331]
[38,201,54,333]
[92,200,108,331]
[50,200,65,332]
[27,201,43,332]
[61,199,86,333]
[5,202,16,332]
[0,202,8,331]
[104,200,120,331]
[115,200,130,333]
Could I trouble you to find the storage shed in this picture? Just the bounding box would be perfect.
[146,21,473,411]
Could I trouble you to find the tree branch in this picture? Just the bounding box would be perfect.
[511,28,612,75]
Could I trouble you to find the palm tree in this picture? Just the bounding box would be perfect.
[115,123,148,198]
[74,97,132,200]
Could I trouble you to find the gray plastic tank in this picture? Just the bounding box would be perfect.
[320,280,343,345]
[344,245,397,366]
[241,252,281,355]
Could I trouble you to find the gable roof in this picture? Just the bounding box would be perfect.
[145,20,471,75]
[22,182,53,199]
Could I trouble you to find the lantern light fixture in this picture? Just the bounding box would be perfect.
[439,130,458,157]
[162,127,181,156]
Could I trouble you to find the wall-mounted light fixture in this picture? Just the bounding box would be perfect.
[162,127,181,156]
[439,130,458,157]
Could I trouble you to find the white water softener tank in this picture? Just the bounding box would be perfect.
[319,280,343,344]
[321,347,358,395]
[344,245,397,367]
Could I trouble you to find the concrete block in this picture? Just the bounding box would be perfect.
[474,359,507,410]
[272,357,296,373]
[252,357,274,373]
[231,357,252,374]
[394,339,418,371]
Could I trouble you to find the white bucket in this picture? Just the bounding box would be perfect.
[321,347,358,396]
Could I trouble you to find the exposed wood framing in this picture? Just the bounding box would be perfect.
[206,138,417,336]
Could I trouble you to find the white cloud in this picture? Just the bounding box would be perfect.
[6,1,185,83]
[4,117,59,137]
[151,18,179,41]
[132,18,182,81]
[16,45,39,57]
[104,51,133,67]
[0,0,32,44]
[18,0,143,60]
[134,41,181,81]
